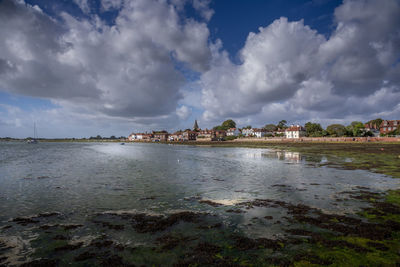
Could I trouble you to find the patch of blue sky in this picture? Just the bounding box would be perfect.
[171,54,202,82]
[0,91,58,112]
[188,106,205,123]
[24,0,121,26]
[174,105,204,131]
[177,1,209,24]
[207,0,341,62]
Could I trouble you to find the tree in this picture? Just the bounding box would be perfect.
[213,119,236,131]
[221,119,236,129]
[347,121,365,137]
[243,125,252,129]
[96,135,102,139]
[326,124,346,137]
[277,120,287,129]
[110,135,116,139]
[263,124,277,132]
[305,122,323,137]
[390,127,400,136]
[364,131,374,137]
[213,125,224,131]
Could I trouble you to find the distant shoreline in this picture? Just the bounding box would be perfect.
[1,136,400,145]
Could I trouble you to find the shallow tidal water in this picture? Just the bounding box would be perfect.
[0,142,399,265]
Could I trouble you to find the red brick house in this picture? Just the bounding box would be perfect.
[212,130,226,139]
[364,122,380,136]
[364,122,379,131]
[197,129,213,138]
[380,120,400,134]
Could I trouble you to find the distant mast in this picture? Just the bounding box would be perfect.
[28,122,38,143]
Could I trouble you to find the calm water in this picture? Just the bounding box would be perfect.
[0,142,398,265]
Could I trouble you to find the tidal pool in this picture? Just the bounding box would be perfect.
[0,142,399,266]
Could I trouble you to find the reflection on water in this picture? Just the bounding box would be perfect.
[0,142,397,219]
[275,151,302,163]
[0,142,399,264]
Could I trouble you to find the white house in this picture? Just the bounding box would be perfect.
[128,133,137,141]
[241,128,254,137]
[226,128,240,136]
[285,125,306,139]
[253,128,267,138]
[128,133,152,141]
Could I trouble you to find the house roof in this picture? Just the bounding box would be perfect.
[153,130,168,134]
[380,120,400,127]
[364,123,379,130]
[285,125,305,132]
[153,132,169,135]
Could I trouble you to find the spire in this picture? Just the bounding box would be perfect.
[193,119,199,131]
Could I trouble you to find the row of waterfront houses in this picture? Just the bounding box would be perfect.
[128,124,308,142]
[128,129,223,142]
[128,120,400,142]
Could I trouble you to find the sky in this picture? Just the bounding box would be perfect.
[0,0,400,138]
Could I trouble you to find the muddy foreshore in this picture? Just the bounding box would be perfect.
[1,188,399,266]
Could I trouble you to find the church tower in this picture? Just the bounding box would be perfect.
[193,120,199,131]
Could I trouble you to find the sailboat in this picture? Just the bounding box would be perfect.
[27,122,38,144]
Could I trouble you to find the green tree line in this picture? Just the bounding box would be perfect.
[212,118,388,137]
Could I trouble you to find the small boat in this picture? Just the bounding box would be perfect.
[120,143,125,145]
[27,122,39,144]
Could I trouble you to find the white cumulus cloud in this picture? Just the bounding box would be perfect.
[200,0,400,126]
[0,0,211,120]
[176,105,192,120]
